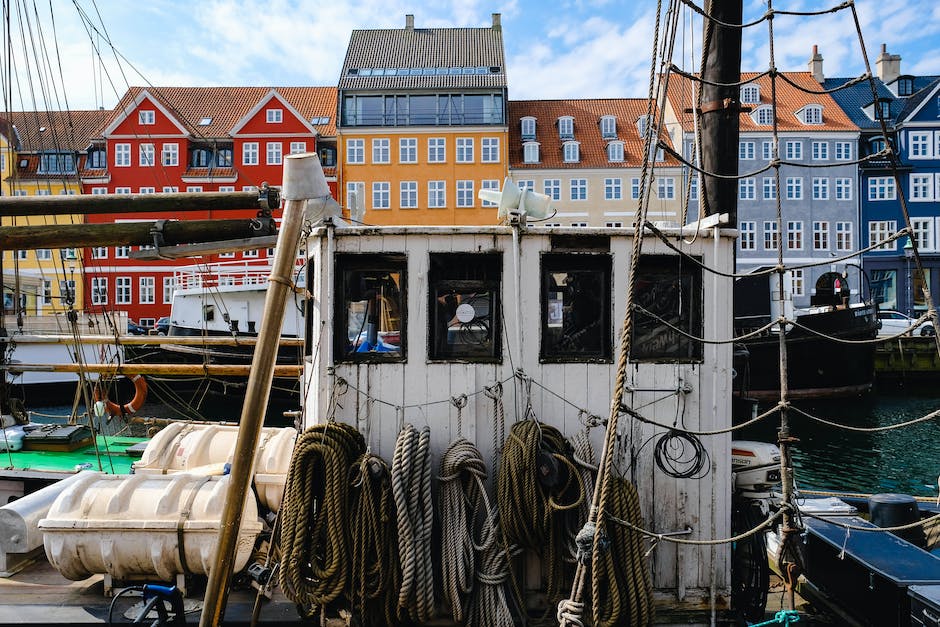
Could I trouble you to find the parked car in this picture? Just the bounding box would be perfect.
[126,319,148,335]
[877,310,935,337]
[153,316,170,335]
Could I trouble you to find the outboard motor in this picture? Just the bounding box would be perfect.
[730,440,782,622]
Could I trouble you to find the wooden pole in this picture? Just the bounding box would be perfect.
[0,218,276,250]
[0,190,275,217]
[0,334,303,346]
[699,0,742,222]
[200,154,338,627]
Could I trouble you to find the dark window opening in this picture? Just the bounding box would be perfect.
[898,77,913,96]
[191,148,210,168]
[429,253,501,361]
[540,254,612,362]
[318,146,336,167]
[335,254,406,362]
[631,254,703,362]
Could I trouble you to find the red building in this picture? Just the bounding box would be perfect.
[80,86,337,327]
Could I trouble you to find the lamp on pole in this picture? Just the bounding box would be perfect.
[904,236,914,317]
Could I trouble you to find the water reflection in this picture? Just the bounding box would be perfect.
[738,392,940,497]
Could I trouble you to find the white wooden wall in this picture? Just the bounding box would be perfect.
[304,225,734,606]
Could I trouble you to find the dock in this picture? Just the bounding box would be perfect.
[875,336,940,383]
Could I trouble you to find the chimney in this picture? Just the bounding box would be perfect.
[405,14,414,30]
[809,44,824,84]
[876,43,902,84]
[492,13,501,30]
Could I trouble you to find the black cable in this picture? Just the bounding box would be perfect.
[653,429,709,479]
[731,496,769,622]
[107,585,145,625]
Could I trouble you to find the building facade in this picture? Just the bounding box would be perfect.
[337,14,508,225]
[507,98,683,227]
[664,70,860,308]
[78,86,337,325]
[824,45,940,316]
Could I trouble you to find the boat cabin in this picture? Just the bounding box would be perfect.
[302,222,736,613]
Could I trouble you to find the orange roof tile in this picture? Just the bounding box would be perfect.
[664,71,858,133]
[103,86,338,139]
[7,109,110,151]
[508,98,679,169]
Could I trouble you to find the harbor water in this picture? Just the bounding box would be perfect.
[738,390,940,498]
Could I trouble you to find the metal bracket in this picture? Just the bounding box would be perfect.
[149,219,173,260]
[256,183,279,218]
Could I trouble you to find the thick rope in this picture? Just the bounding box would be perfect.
[392,424,435,623]
[348,452,400,625]
[278,422,366,613]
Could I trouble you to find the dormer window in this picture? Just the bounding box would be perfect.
[798,104,823,125]
[139,110,155,125]
[876,99,891,120]
[897,77,914,97]
[558,116,574,140]
[523,141,540,164]
[563,141,580,163]
[752,105,774,125]
[636,115,653,138]
[86,147,106,169]
[266,109,283,123]
[607,141,624,162]
[741,84,760,104]
[600,115,617,139]
[521,117,536,141]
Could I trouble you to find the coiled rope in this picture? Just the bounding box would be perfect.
[498,419,585,624]
[591,476,654,626]
[392,424,435,623]
[349,452,400,625]
[439,437,507,624]
[278,422,365,616]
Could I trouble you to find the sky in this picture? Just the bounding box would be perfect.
[5,0,940,111]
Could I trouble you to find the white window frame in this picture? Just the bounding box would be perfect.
[139,143,155,167]
[738,178,755,200]
[91,277,108,305]
[912,218,934,251]
[115,245,130,258]
[657,177,675,200]
[763,177,777,200]
[787,221,804,250]
[791,269,805,297]
[346,139,365,164]
[138,110,155,125]
[604,177,622,200]
[456,138,474,163]
[835,141,852,160]
[910,131,932,159]
[266,108,283,123]
[600,115,617,138]
[570,178,587,201]
[523,142,539,164]
[558,116,574,138]
[813,221,830,251]
[741,84,760,104]
[868,177,896,201]
[139,276,155,304]
[480,179,499,206]
[835,178,853,201]
[372,181,390,209]
[372,138,390,164]
[399,138,418,163]
[521,117,536,139]
[869,220,897,251]
[456,180,474,208]
[290,141,307,154]
[785,177,803,200]
[836,222,853,251]
[266,142,283,165]
[785,140,803,160]
[163,276,176,304]
[399,181,418,209]
[346,181,365,214]
[740,221,756,250]
[911,173,934,201]
[812,177,829,200]
[812,141,829,160]
[428,180,446,208]
[481,138,499,163]
[161,143,178,166]
[242,142,259,165]
[763,221,779,250]
[115,144,130,167]
[762,141,773,160]
[607,141,624,162]
[739,141,755,160]
[544,179,560,201]
[428,138,446,163]
[753,105,774,125]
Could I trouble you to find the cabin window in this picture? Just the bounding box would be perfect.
[631,255,703,362]
[428,253,501,362]
[335,254,406,362]
[540,254,612,362]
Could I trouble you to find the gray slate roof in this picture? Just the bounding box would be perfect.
[824,75,940,129]
[339,24,506,91]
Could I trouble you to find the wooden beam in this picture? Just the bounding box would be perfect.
[131,235,279,260]
[2,363,302,377]
[0,190,277,217]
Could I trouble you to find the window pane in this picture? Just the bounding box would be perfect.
[429,253,501,361]
[631,255,703,361]
[541,254,611,361]
[335,255,406,361]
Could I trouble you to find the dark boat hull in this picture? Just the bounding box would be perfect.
[734,305,879,401]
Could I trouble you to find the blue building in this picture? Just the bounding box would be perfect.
[823,44,940,315]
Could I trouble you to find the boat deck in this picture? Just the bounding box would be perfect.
[0,435,147,481]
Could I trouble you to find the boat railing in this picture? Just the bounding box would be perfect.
[174,258,306,290]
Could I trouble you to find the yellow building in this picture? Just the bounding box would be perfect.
[337,14,508,225]
[1,110,109,315]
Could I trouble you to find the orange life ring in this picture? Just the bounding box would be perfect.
[94,374,148,416]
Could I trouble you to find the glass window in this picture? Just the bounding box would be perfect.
[429,253,501,361]
[456,138,474,163]
[631,255,703,362]
[607,141,624,162]
[544,179,560,201]
[242,142,259,165]
[523,142,539,163]
[813,221,829,250]
[836,222,853,251]
[604,178,622,200]
[139,143,155,167]
[399,138,417,163]
[428,137,446,162]
[372,138,390,164]
[563,141,580,163]
[739,141,755,160]
[428,181,446,208]
[740,221,756,250]
[558,116,574,139]
[541,254,612,361]
[162,143,178,166]
[481,137,499,163]
[600,116,617,139]
[570,179,587,201]
[456,180,474,207]
[115,143,130,167]
[400,181,418,208]
[870,269,896,309]
[372,182,390,209]
[521,117,536,140]
[266,142,283,165]
[347,139,365,164]
[335,254,406,362]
